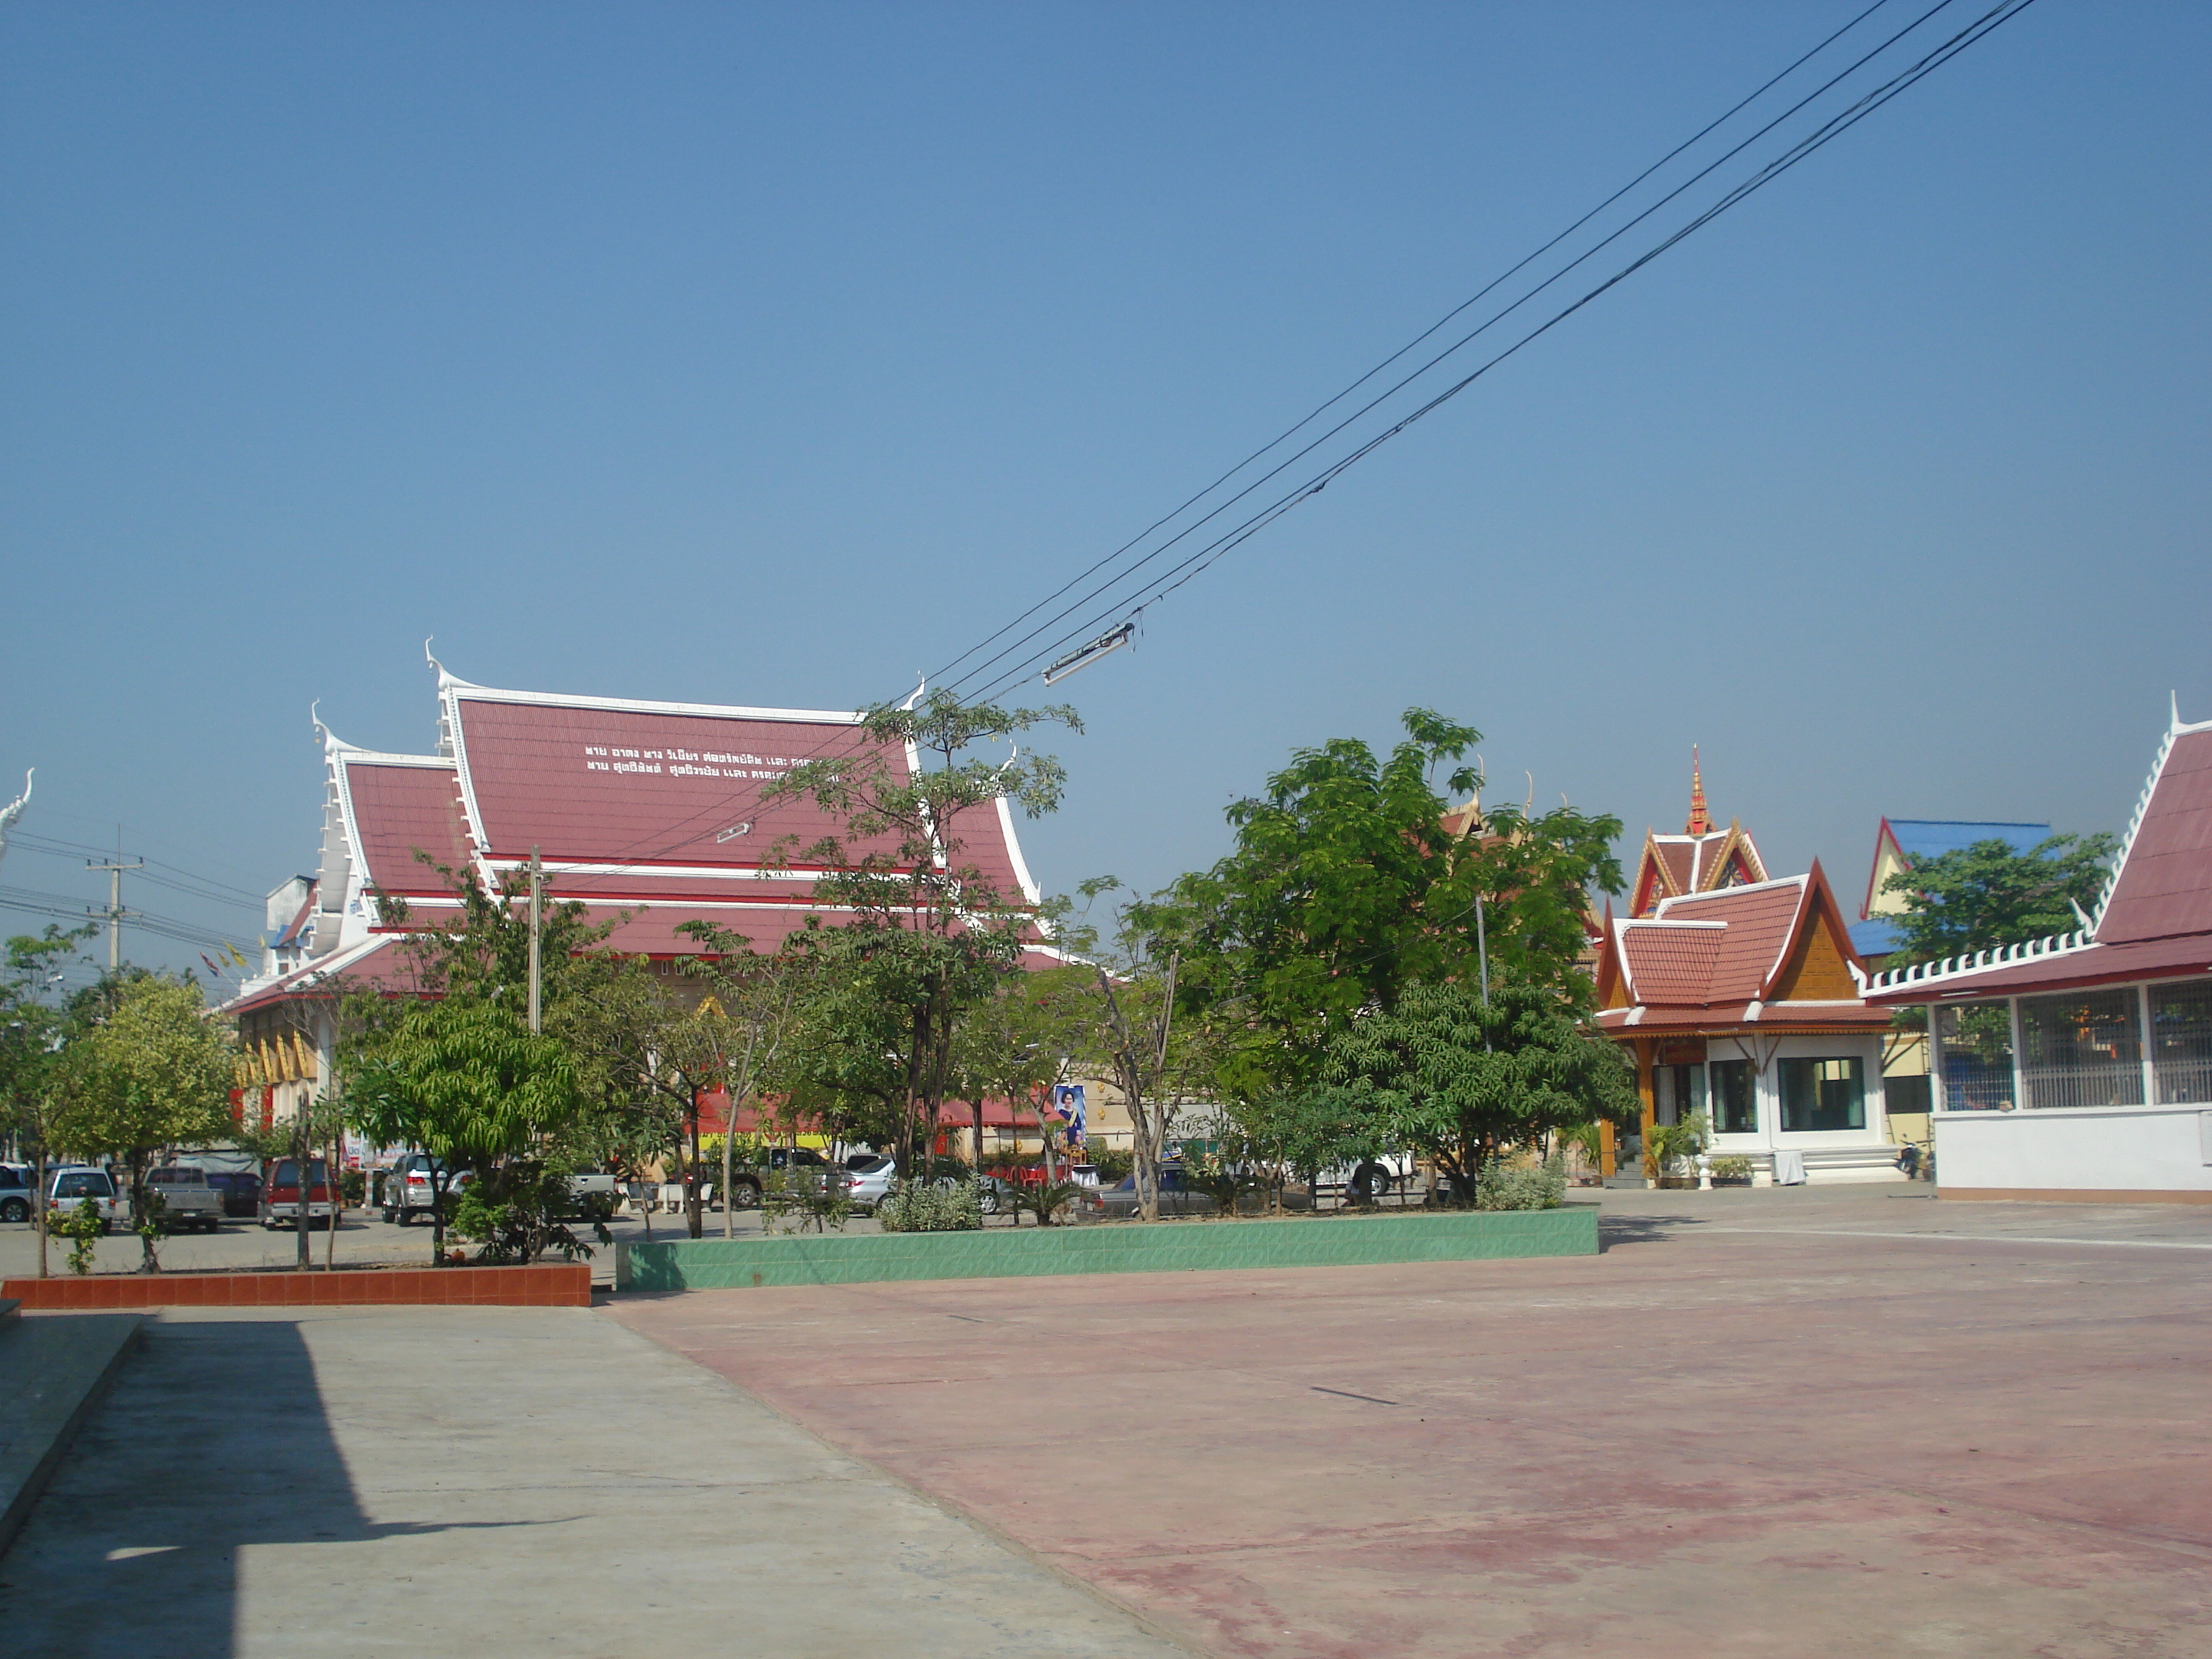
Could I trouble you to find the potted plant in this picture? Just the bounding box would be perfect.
[1642,1112,1709,1188]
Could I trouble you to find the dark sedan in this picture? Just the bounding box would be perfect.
[203,1170,264,1218]
[1095,1164,1215,1218]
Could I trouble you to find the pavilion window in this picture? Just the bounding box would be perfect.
[1709,1059,1757,1134]
[2148,979,2212,1106]
[2018,988,2143,1110]
[1655,1064,1706,1128]
[1935,1002,2014,1112]
[1779,1057,1864,1132]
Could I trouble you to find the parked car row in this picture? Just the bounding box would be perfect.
[0,1161,303,1232]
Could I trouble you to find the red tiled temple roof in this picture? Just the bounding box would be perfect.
[341,757,472,896]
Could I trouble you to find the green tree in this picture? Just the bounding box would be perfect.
[0,927,97,1277]
[764,690,1078,1172]
[344,997,583,1264]
[1315,978,1637,1200]
[1882,832,2116,963]
[47,974,238,1272]
[1128,710,1622,1102]
[946,964,1094,1177]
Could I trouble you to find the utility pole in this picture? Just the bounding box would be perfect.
[1475,894,1491,1008]
[526,845,543,1034]
[87,835,143,972]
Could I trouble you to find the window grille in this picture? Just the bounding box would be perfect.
[2150,980,2212,1106]
[2018,989,2143,1110]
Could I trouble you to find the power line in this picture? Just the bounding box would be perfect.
[461,4,1972,883]
[950,0,2038,705]
[944,0,1981,699]
[927,0,1907,691]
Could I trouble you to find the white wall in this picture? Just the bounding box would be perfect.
[1935,1103,2212,1195]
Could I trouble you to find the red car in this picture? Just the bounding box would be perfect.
[259,1158,337,1230]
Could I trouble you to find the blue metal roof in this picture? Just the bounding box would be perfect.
[1886,820,2049,860]
[1848,917,1903,958]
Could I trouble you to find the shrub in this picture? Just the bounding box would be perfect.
[1473,1156,1565,1211]
[876,1178,982,1233]
[447,1164,607,1262]
[763,1168,855,1233]
[1709,1155,1753,1184]
[55,1196,106,1275]
[1086,1147,1134,1183]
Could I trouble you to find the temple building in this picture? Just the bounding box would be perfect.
[1866,704,2212,1202]
[1596,753,1902,1184]
[1627,752,1768,917]
[224,659,1054,1125]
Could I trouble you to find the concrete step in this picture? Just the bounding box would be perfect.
[0,1306,143,1557]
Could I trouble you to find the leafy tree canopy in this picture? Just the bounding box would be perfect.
[1315,977,1637,1190]
[345,997,580,1172]
[1882,832,2116,963]
[761,693,1078,1168]
[47,972,238,1269]
[1125,709,1622,1097]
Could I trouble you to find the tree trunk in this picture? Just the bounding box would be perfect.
[431,1167,449,1264]
[131,1150,157,1274]
[295,1117,313,1271]
[32,1143,48,1279]
[721,1099,738,1241]
[685,1107,703,1239]
[325,1126,341,1271]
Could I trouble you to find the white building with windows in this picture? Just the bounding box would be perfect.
[1866,706,2212,1202]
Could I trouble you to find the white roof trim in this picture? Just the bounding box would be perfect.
[222,932,400,1013]
[994,792,1044,907]
[437,665,863,727]
[334,747,451,770]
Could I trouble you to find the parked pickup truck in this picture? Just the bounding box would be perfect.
[563,1168,619,1219]
[146,1166,224,1233]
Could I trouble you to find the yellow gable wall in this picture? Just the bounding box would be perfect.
[1771,909,1859,1003]
[1866,842,1912,917]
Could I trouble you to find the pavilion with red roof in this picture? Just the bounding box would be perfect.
[1865,703,2212,1202]
[1595,859,1902,1185]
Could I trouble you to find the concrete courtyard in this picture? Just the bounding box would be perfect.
[4,1187,2209,1656]
[610,1187,2212,1658]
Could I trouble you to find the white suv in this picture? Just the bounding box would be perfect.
[48,1166,129,1231]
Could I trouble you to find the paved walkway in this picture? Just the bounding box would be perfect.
[0,1305,1191,1658]
[611,1189,2212,1658]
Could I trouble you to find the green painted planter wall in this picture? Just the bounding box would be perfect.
[616,1205,1596,1292]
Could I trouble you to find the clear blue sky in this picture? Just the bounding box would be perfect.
[4,1,2207,984]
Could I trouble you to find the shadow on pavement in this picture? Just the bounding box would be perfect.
[1599,1210,1711,1250]
[0,1318,554,1658]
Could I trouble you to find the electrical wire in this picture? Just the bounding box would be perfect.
[945,0,1984,699]
[952,0,2039,705]
[927,0,1905,690]
[493,0,1936,878]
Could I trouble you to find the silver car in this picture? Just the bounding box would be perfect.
[842,1154,896,1213]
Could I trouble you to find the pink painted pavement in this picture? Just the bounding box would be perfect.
[606,1193,2212,1658]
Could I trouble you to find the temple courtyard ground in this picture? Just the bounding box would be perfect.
[4,1186,2208,1656]
[609,1187,2212,1658]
